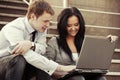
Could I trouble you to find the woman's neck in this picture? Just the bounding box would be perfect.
[66,36,75,41]
[66,36,77,53]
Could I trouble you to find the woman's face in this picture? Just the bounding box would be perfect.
[66,15,80,37]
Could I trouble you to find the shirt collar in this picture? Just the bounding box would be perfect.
[25,17,35,34]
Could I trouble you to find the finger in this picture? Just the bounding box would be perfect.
[11,45,19,54]
[21,51,26,54]
[15,46,23,54]
[111,36,118,43]
[106,34,111,38]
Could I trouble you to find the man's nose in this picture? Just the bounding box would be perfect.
[46,22,50,27]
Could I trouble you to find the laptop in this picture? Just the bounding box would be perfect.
[75,35,116,73]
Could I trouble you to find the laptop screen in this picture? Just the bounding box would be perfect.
[76,35,115,71]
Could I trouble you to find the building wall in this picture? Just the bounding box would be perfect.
[46,0,120,48]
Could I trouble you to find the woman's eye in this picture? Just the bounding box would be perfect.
[67,25,71,27]
[74,23,79,26]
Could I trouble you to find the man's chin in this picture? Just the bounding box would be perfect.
[39,30,45,33]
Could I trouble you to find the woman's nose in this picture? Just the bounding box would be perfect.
[71,26,76,30]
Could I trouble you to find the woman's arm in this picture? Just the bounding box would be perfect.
[43,37,57,60]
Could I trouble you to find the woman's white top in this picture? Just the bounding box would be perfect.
[72,53,78,62]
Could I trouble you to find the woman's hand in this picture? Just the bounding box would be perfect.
[52,71,68,79]
[107,34,118,42]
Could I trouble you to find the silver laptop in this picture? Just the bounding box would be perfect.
[75,35,116,73]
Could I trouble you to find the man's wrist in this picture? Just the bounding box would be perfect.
[56,65,64,72]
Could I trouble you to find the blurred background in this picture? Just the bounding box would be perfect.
[0,0,120,80]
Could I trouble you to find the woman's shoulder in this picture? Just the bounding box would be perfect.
[47,36,58,44]
[49,36,59,42]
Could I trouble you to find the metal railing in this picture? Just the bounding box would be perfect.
[23,0,32,5]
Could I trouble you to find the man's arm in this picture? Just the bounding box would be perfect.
[4,25,75,75]
[23,50,75,75]
[10,40,33,54]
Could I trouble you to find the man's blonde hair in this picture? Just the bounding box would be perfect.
[26,0,54,19]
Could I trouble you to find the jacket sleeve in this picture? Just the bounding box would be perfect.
[43,37,58,61]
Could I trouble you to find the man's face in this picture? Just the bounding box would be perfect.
[30,11,52,32]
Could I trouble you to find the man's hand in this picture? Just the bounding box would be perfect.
[52,71,68,79]
[56,65,76,72]
[54,65,76,79]
[11,40,32,54]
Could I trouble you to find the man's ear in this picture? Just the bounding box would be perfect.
[30,13,36,20]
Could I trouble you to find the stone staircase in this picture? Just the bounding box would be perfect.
[0,0,120,80]
[0,0,28,29]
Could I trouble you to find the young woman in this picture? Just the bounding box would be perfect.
[44,7,107,80]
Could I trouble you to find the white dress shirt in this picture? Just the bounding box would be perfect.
[0,17,58,75]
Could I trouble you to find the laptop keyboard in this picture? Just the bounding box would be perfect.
[75,69,108,73]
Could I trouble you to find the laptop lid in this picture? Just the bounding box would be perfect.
[76,35,116,72]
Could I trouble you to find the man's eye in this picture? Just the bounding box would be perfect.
[44,20,49,23]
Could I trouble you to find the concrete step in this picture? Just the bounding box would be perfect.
[106,72,120,80]
[69,0,120,13]
[0,0,28,8]
[0,21,8,29]
[112,52,120,60]
[106,71,120,80]
[110,59,120,72]
[51,7,120,27]
[47,25,120,36]
[0,4,27,15]
[0,13,24,22]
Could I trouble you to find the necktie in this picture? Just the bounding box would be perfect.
[32,31,36,42]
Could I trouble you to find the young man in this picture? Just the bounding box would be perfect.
[0,0,75,80]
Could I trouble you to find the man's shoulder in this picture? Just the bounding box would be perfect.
[3,17,26,29]
[11,17,25,25]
